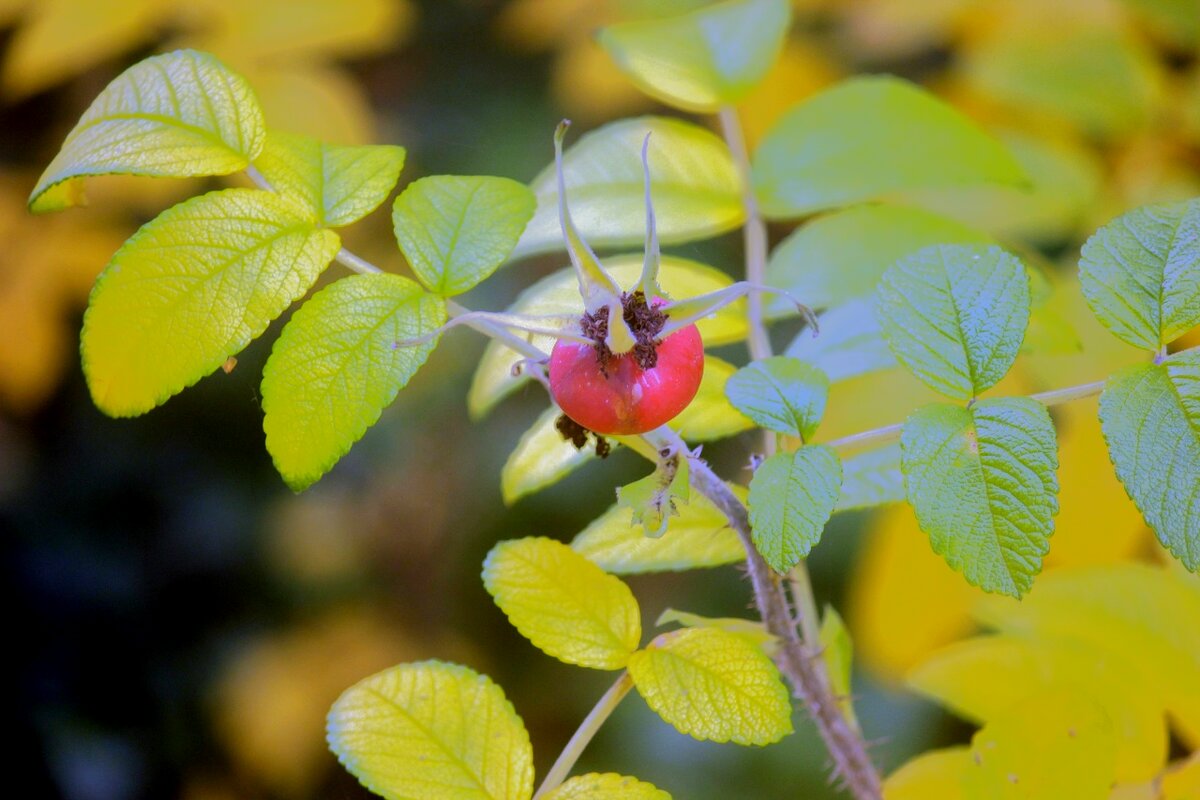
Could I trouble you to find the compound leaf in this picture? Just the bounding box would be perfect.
[572,484,747,574]
[470,256,746,418]
[1079,200,1200,351]
[512,117,742,258]
[752,76,1025,219]
[724,356,828,439]
[628,627,792,745]
[253,130,406,227]
[30,50,265,213]
[901,398,1058,597]
[598,0,790,113]
[747,445,842,572]
[1099,351,1200,569]
[876,244,1031,401]
[542,773,670,800]
[261,274,446,491]
[483,537,641,670]
[393,175,536,296]
[327,660,533,800]
[82,188,340,416]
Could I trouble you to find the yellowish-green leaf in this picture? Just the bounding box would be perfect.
[482,537,641,670]
[617,456,689,539]
[253,131,406,227]
[883,747,970,800]
[30,50,266,212]
[512,117,743,258]
[469,256,746,418]
[597,0,790,113]
[819,606,859,733]
[393,175,536,296]
[628,627,792,745]
[571,484,747,574]
[327,660,533,800]
[963,692,1117,799]
[909,635,1166,781]
[542,773,671,800]
[656,609,774,653]
[669,355,754,441]
[501,407,597,505]
[261,274,446,491]
[974,564,1200,747]
[82,188,340,416]
[752,76,1025,219]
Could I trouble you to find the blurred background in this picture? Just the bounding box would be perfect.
[3,0,1198,798]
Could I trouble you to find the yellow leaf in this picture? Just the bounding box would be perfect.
[655,608,774,652]
[238,64,378,145]
[670,355,754,441]
[496,0,603,52]
[469,255,746,419]
[542,773,671,800]
[975,565,1200,748]
[1,0,170,99]
[551,38,656,123]
[328,660,534,800]
[847,503,983,682]
[736,39,841,151]
[909,635,1166,781]
[501,407,597,505]
[964,692,1117,799]
[883,747,971,800]
[1163,754,1200,800]
[483,537,641,669]
[627,627,793,745]
[571,484,747,574]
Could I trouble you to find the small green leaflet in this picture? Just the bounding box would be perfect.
[1100,351,1200,570]
[30,50,265,213]
[724,356,829,440]
[571,484,747,574]
[876,244,1031,401]
[836,443,904,513]
[901,398,1059,597]
[393,175,536,296]
[751,76,1025,219]
[511,117,743,259]
[1079,200,1200,352]
[784,299,895,382]
[253,130,406,227]
[747,445,842,572]
[617,455,690,538]
[818,606,860,733]
[261,274,446,491]
[597,0,791,112]
[327,660,534,800]
[765,205,991,316]
[82,188,340,417]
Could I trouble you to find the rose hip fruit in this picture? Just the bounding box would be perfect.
[549,321,704,436]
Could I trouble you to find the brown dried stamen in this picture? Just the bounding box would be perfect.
[579,291,668,372]
[554,414,611,458]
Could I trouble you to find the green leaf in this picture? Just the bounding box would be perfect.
[876,244,1031,401]
[483,537,642,670]
[1099,352,1200,570]
[1079,200,1200,352]
[327,660,533,800]
[617,456,690,538]
[253,131,406,227]
[837,443,904,513]
[747,445,842,572]
[542,773,671,800]
[752,76,1026,219]
[784,299,895,382]
[393,175,536,296]
[724,356,829,439]
[628,627,793,745]
[30,50,265,213]
[597,0,790,113]
[81,188,341,416]
[571,484,747,574]
[512,117,743,259]
[261,274,446,491]
[819,606,860,733]
[901,398,1059,597]
[469,254,746,417]
[765,205,991,315]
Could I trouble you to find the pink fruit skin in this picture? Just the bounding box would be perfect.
[549,324,704,435]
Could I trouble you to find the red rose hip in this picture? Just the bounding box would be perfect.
[549,320,704,436]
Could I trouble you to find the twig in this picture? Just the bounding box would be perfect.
[533,672,634,798]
